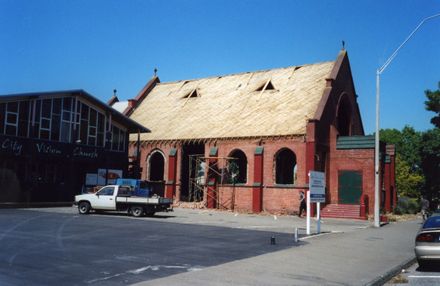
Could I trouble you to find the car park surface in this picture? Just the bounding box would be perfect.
[0,208,295,286]
[0,207,419,286]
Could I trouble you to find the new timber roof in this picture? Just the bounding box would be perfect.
[129,59,337,142]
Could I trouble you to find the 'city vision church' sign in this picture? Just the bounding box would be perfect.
[0,135,101,160]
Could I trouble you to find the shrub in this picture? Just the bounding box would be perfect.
[394,196,420,214]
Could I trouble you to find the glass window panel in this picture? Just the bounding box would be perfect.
[35,100,41,122]
[97,132,104,147]
[42,99,51,117]
[89,126,96,136]
[63,111,72,121]
[80,119,87,144]
[97,113,104,131]
[19,101,29,118]
[63,97,72,111]
[112,126,119,150]
[7,102,18,113]
[90,109,97,126]
[32,122,40,138]
[5,125,16,136]
[61,122,71,143]
[71,123,79,143]
[40,130,50,140]
[119,130,125,151]
[18,101,29,137]
[51,115,60,141]
[41,118,50,129]
[88,136,96,146]
[53,98,61,114]
[18,117,28,137]
[81,104,89,119]
[7,113,17,124]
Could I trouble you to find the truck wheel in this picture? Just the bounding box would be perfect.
[131,206,144,217]
[78,202,91,214]
[145,211,155,217]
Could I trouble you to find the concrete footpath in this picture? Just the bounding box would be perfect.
[132,209,420,286]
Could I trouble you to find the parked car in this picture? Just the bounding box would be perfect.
[415,215,440,268]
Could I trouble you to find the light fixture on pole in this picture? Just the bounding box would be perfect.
[374,12,440,228]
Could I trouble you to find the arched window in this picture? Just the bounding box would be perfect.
[337,95,352,136]
[148,150,165,181]
[228,149,247,184]
[275,148,297,184]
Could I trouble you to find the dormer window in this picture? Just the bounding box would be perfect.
[255,80,275,92]
[183,89,200,99]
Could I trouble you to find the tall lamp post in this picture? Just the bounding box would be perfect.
[374,12,440,227]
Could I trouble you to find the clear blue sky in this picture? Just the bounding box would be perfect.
[1,0,439,134]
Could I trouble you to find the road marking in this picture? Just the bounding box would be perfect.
[85,264,204,283]
[408,275,440,278]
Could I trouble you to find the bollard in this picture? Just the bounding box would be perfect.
[294,227,299,243]
[270,235,276,245]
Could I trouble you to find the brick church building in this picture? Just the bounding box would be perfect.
[113,50,396,219]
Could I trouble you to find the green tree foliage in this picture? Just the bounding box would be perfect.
[380,127,424,199]
[379,128,401,145]
[420,81,440,203]
[395,154,424,198]
[380,126,422,170]
[425,82,440,128]
[420,128,440,201]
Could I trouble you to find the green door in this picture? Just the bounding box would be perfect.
[338,171,362,204]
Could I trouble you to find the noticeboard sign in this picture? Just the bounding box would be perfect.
[309,171,326,203]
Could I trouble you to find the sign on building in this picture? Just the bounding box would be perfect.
[309,171,326,203]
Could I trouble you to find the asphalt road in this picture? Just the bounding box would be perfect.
[0,209,295,286]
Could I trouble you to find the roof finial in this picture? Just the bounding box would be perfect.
[154,68,158,77]
[113,89,117,96]
[342,40,345,50]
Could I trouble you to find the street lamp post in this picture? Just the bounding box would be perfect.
[374,12,440,227]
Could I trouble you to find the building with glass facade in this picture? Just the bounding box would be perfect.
[0,90,149,203]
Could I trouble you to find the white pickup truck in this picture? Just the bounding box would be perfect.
[74,185,173,217]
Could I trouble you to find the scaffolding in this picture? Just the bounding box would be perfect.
[187,155,237,209]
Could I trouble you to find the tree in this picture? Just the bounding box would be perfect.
[421,82,440,204]
[379,128,401,145]
[420,128,440,202]
[425,81,440,128]
[395,154,424,198]
[400,126,422,171]
[380,126,422,171]
[380,127,424,199]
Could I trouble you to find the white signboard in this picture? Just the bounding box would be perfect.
[309,171,326,203]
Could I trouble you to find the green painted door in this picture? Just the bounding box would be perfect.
[338,171,362,204]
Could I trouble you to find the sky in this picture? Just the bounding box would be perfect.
[1,0,439,135]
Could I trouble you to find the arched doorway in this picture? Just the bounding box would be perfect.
[275,148,297,184]
[228,149,247,184]
[148,151,165,181]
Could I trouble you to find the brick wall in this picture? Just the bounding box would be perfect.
[328,125,376,212]
[131,137,309,214]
